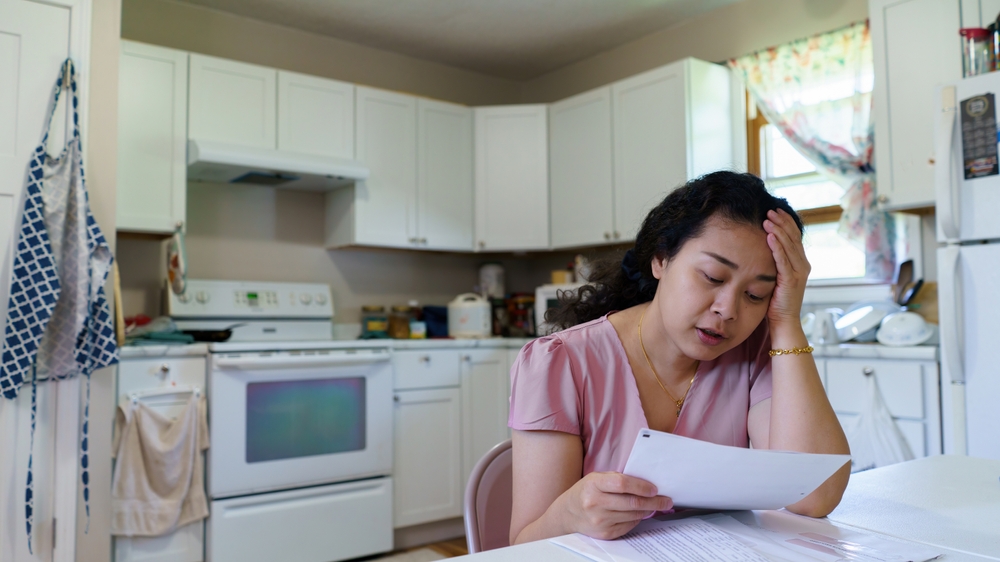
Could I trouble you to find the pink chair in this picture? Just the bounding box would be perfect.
[464,439,513,553]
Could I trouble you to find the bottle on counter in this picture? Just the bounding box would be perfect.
[407,300,427,339]
[388,305,412,339]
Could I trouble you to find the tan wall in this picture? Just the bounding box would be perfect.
[520,0,869,103]
[121,0,522,106]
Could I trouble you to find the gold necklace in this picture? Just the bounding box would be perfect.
[638,306,697,418]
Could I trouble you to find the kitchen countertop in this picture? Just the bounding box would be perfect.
[118,338,937,360]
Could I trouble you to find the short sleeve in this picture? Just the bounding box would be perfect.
[748,320,773,408]
[508,335,582,435]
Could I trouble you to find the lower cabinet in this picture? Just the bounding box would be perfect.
[820,358,942,458]
[392,387,463,527]
[460,349,512,486]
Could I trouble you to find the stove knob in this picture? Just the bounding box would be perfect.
[315,293,327,305]
[300,293,312,305]
[178,293,190,303]
[196,291,210,304]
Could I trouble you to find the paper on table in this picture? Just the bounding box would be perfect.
[623,429,851,510]
[596,519,771,562]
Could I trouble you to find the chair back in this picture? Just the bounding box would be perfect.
[463,439,513,553]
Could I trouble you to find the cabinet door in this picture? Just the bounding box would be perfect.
[612,62,688,241]
[549,87,616,248]
[277,71,354,159]
[460,349,511,486]
[354,86,417,248]
[189,54,276,149]
[870,0,962,210]
[393,388,463,528]
[417,99,473,251]
[117,41,188,234]
[474,106,549,251]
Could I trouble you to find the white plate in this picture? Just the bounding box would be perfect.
[835,305,889,342]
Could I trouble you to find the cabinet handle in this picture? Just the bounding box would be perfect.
[394,395,400,403]
[613,231,620,239]
[175,220,184,230]
[462,355,471,362]
[408,237,418,243]
[478,241,485,249]
[419,237,427,244]
[862,367,874,377]
[928,158,936,165]
[159,364,170,375]
[419,355,431,363]
[604,232,611,240]
[877,195,889,204]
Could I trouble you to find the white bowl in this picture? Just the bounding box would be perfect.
[836,300,903,342]
[876,312,934,346]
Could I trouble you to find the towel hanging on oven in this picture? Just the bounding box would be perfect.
[0,59,118,552]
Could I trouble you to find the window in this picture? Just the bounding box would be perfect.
[747,104,866,281]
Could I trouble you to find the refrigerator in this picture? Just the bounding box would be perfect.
[934,72,1000,460]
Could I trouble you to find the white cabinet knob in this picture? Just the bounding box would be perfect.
[613,231,620,239]
[178,293,190,303]
[300,293,313,305]
[478,241,485,249]
[862,367,875,377]
[315,293,328,305]
[196,291,210,304]
[877,195,889,204]
[604,232,611,240]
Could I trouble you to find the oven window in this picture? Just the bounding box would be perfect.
[245,377,366,463]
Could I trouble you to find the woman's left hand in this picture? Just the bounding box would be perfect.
[762,209,811,333]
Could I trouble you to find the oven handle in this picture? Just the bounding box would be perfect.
[215,353,390,370]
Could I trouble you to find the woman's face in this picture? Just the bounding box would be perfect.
[650,214,778,362]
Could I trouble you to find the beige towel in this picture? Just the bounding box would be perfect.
[111,393,209,536]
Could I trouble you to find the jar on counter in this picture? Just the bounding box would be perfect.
[960,28,993,77]
[361,305,389,339]
[388,305,412,339]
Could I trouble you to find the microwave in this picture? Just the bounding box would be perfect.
[535,283,585,336]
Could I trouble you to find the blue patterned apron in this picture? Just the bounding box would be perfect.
[0,59,118,553]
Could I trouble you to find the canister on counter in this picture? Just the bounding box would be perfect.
[960,28,993,77]
[361,305,389,339]
[388,305,412,339]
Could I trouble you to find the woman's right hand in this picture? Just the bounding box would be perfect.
[559,471,673,540]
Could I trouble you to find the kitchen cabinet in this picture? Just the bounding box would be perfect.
[474,105,549,251]
[821,358,942,459]
[460,349,512,486]
[326,89,474,251]
[277,71,354,159]
[391,351,463,528]
[188,54,277,149]
[549,87,616,249]
[612,58,733,241]
[417,99,474,251]
[117,41,188,234]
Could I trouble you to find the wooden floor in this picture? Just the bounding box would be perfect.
[426,537,469,557]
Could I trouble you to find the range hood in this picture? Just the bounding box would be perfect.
[187,139,369,191]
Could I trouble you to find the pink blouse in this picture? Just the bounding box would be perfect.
[508,314,773,475]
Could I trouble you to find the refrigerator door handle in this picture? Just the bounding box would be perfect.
[939,245,964,384]
[935,86,960,241]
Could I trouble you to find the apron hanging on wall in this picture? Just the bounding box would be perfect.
[0,59,118,553]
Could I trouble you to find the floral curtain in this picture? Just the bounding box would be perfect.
[729,20,895,281]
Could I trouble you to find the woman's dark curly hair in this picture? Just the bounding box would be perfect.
[546,171,803,329]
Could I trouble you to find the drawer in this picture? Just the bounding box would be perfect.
[117,356,207,397]
[836,414,927,458]
[392,350,460,390]
[825,359,925,419]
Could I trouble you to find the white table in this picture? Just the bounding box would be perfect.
[454,455,1000,561]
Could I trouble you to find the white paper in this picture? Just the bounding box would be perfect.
[551,533,615,562]
[623,429,851,510]
[595,519,770,562]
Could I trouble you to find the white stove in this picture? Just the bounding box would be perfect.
[168,279,394,562]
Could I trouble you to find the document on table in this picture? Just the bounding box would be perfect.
[549,513,942,562]
[622,429,851,510]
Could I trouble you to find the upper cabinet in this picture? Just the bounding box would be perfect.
[117,41,188,234]
[549,87,616,249]
[326,88,474,251]
[870,0,963,211]
[277,71,355,159]
[612,59,733,241]
[474,105,549,252]
[189,54,277,149]
[417,99,474,251]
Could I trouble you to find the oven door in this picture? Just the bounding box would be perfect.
[208,348,392,498]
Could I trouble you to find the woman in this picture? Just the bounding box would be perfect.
[508,171,850,544]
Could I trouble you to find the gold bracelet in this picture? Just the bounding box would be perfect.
[768,346,814,357]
